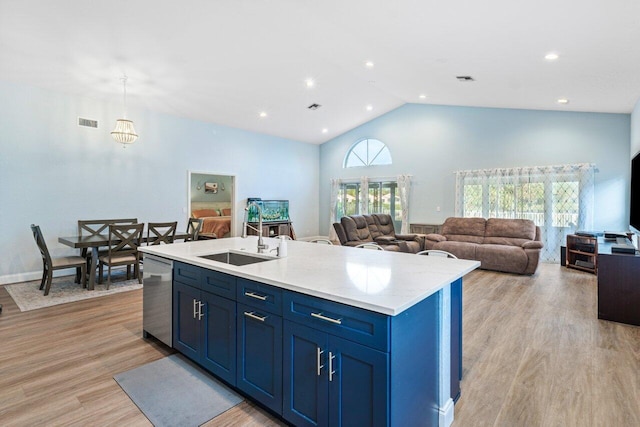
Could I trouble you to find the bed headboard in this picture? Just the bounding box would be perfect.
[190,201,232,217]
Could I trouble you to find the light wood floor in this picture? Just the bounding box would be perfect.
[0,264,638,426]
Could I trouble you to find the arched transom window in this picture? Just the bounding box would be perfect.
[344,138,392,168]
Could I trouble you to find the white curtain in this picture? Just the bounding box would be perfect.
[454,163,596,262]
[359,176,369,215]
[397,174,411,234]
[329,178,341,241]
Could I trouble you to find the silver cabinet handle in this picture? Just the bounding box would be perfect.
[244,311,267,322]
[193,299,198,319]
[244,291,268,301]
[198,301,204,320]
[311,312,342,325]
[316,347,324,376]
[329,352,336,382]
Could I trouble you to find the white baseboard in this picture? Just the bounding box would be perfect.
[439,398,455,427]
[0,267,79,286]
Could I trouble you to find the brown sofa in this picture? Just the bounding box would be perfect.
[424,217,543,274]
[333,214,424,253]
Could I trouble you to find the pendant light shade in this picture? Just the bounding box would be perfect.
[111,119,138,144]
[111,76,138,146]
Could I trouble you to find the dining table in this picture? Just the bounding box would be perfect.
[58,232,189,290]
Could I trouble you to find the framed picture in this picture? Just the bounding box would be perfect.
[205,182,218,193]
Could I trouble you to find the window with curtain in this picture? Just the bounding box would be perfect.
[336,181,402,230]
[455,163,595,262]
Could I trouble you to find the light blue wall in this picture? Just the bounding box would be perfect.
[0,80,319,283]
[319,103,630,235]
[190,173,233,203]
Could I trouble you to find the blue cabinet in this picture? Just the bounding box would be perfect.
[173,264,237,385]
[282,297,389,427]
[172,261,463,427]
[236,303,283,414]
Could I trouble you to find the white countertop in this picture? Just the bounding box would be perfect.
[140,237,480,316]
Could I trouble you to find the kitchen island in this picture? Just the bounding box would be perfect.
[140,237,480,427]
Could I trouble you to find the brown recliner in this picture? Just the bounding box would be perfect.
[334,216,400,251]
[333,214,422,252]
[371,214,423,253]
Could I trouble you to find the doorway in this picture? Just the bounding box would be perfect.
[188,171,236,238]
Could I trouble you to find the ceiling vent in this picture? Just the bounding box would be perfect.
[78,117,98,129]
[307,103,321,110]
[456,76,475,82]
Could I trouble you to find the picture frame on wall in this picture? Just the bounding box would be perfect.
[205,182,218,193]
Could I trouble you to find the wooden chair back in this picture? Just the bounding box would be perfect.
[31,224,52,266]
[107,223,144,258]
[186,218,203,241]
[78,218,138,237]
[147,221,178,245]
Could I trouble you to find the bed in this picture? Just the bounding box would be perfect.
[191,202,232,238]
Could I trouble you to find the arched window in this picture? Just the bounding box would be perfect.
[344,138,392,168]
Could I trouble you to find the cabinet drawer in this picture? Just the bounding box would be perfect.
[283,291,389,352]
[202,270,236,300]
[237,279,282,315]
[173,262,201,288]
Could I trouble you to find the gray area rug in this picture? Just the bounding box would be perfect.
[114,354,243,427]
[4,273,142,312]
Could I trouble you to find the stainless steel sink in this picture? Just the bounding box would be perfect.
[198,251,275,266]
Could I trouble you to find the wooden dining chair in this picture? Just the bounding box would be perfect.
[31,224,87,296]
[98,223,144,289]
[185,218,203,241]
[147,221,178,245]
[77,218,138,256]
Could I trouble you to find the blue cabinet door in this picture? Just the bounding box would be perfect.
[236,303,283,414]
[328,335,389,426]
[173,281,200,362]
[283,321,329,427]
[201,291,237,385]
[451,278,463,402]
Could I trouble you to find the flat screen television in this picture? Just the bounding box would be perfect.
[630,152,640,232]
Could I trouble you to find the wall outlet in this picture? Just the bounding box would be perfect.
[436,206,441,212]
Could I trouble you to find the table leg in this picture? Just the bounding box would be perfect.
[88,247,98,290]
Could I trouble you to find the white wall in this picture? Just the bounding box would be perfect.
[319,103,631,235]
[0,81,319,284]
[632,98,640,157]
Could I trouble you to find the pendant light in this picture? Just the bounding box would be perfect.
[111,75,138,147]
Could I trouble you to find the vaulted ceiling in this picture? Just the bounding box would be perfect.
[2,0,639,144]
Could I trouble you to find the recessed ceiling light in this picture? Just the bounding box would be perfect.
[557,98,569,105]
[545,52,559,61]
[365,104,373,111]
[259,111,268,118]
[365,61,374,68]
[419,94,427,99]
[322,128,328,134]
[305,78,315,88]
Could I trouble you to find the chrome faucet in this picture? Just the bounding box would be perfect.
[242,202,268,253]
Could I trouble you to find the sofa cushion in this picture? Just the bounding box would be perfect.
[484,218,536,246]
[341,215,373,243]
[441,217,486,244]
[372,214,397,237]
[365,215,383,239]
[434,241,479,260]
[476,244,529,273]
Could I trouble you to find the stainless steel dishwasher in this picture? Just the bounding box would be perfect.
[142,254,173,347]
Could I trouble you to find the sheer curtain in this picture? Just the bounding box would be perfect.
[329,178,341,241]
[359,176,369,215]
[397,174,411,234]
[454,163,596,262]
